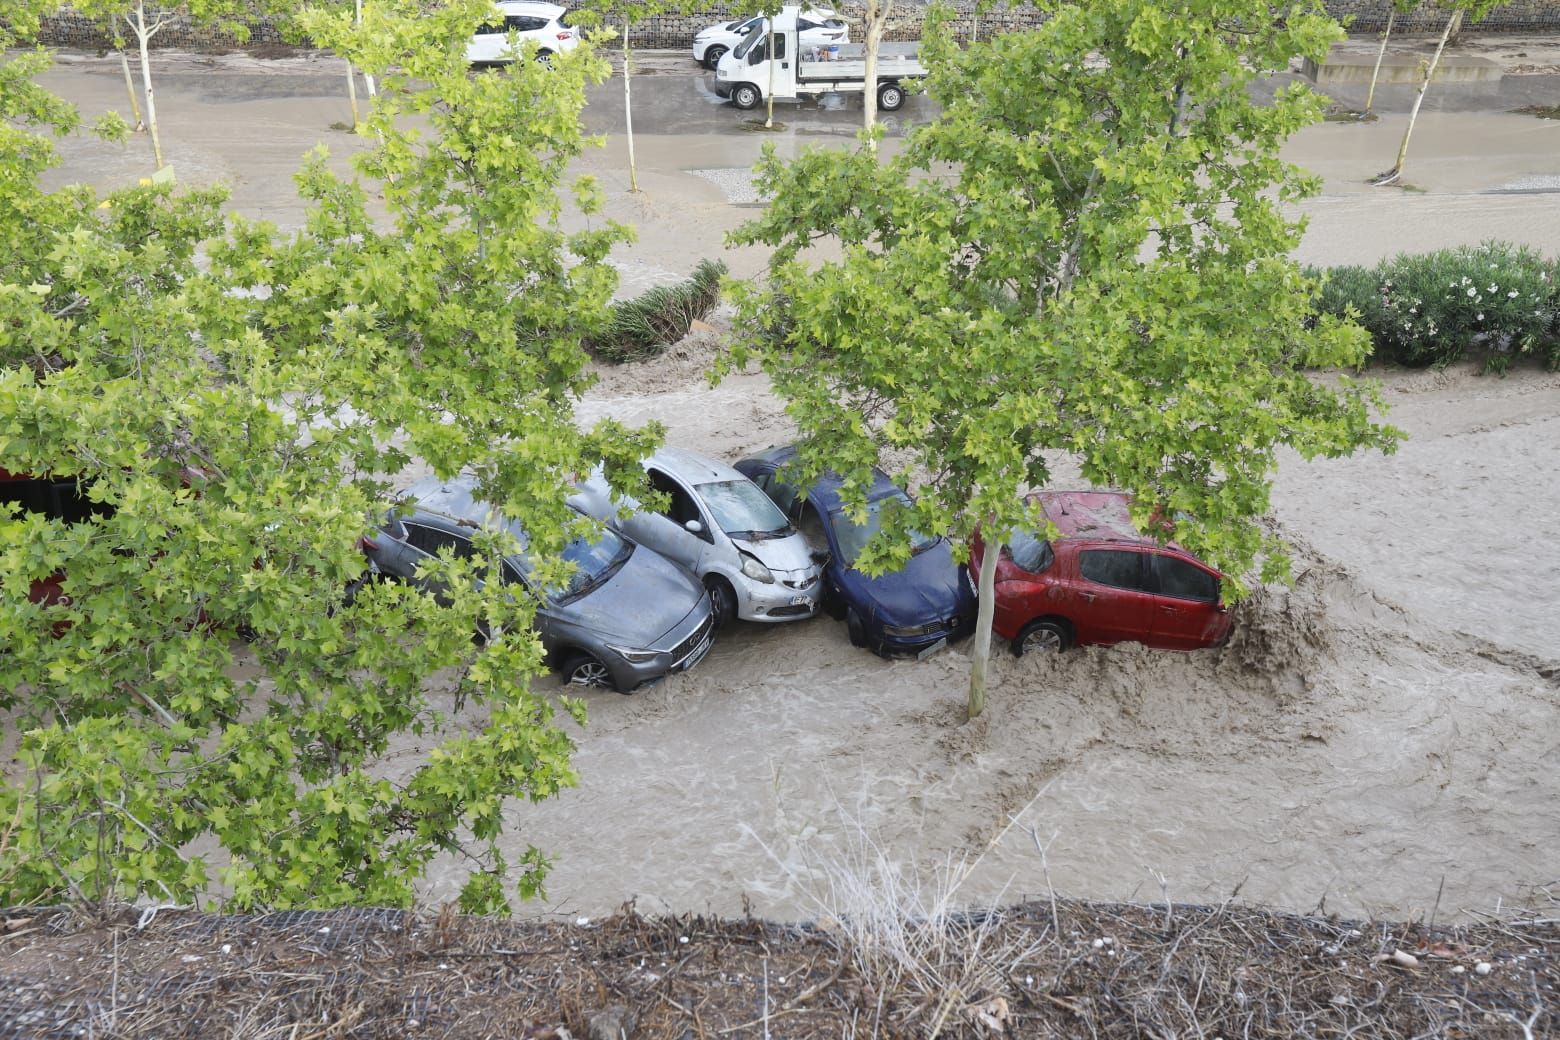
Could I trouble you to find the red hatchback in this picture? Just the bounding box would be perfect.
[970,491,1232,656]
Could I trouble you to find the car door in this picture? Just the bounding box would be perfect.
[1147,552,1226,650]
[469,11,506,62]
[1070,547,1156,646]
[629,467,715,574]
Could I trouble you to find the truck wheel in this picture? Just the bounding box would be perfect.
[732,83,762,110]
[877,83,905,112]
[703,44,728,70]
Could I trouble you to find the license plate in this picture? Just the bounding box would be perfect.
[790,595,813,607]
[679,635,712,671]
[916,638,948,660]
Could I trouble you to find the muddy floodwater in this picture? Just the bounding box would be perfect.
[30,47,1560,921]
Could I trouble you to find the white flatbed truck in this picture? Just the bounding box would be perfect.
[713,9,924,112]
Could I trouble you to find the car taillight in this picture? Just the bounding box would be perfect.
[557,30,573,40]
[359,535,379,553]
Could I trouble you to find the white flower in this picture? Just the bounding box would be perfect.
[1409,307,1417,313]
[1467,287,1478,297]
[1477,313,1484,321]
[1508,290,1519,298]
[1488,283,1498,292]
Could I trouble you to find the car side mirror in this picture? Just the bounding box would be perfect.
[684,519,705,535]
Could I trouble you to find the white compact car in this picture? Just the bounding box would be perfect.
[575,447,823,627]
[692,6,848,70]
[467,1,579,65]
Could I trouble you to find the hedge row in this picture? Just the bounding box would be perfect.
[1312,242,1560,372]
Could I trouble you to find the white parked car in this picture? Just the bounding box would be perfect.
[467,1,579,66]
[692,6,848,71]
[575,447,823,627]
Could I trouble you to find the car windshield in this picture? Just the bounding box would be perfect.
[829,491,938,566]
[509,525,633,602]
[696,479,791,539]
[734,24,764,58]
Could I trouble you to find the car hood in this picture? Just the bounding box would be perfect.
[548,546,704,647]
[732,532,817,577]
[848,540,968,625]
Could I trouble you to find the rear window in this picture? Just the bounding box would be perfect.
[0,476,112,525]
[1079,549,1148,592]
[1152,553,1219,603]
[1006,531,1053,574]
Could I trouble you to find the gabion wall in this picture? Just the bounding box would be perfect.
[25,2,1560,54]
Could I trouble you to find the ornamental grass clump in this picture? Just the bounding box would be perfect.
[588,258,726,363]
[1316,243,1560,370]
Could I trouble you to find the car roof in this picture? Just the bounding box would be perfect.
[646,445,752,486]
[1027,490,1145,542]
[740,444,903,511]
[399,474,532,547]
[496,1,565,14]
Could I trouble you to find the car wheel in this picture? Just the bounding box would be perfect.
[846,607,868,648]
[561,652,612,689]
[704,44,727,70]
[732,83,761,110]
[534,49,554,68]
[705,576,737,628]
[1013,619,1069,657]
[877,83,905,111]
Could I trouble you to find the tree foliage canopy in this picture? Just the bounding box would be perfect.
[1,0,652,913]
[726,0,1400,591]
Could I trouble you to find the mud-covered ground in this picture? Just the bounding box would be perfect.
[1,900,1554,1039]
[20,42,1560,930]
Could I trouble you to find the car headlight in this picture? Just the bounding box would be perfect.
[883,622,936,638]
[606,644,663,663]
[739,554,775,584]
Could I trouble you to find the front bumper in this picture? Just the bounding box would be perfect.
[606,598,717,691]
[736,573,820,623]
[874,612,976,659]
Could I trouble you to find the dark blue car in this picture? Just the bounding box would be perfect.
[735,446,976,659]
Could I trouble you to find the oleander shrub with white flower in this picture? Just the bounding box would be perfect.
[1314,243,1560,370]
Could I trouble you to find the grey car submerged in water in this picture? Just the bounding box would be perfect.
[360,475,715,692]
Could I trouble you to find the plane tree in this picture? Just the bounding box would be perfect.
[0,0,654,912]
[725,0,1401,718]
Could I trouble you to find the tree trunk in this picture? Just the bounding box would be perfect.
[117,46,144,131]
[1364,8,1396,115]
[345,58,361,128]
[967,533,1001,720]
[624,21,639,192]
[862,0,881,146]
[130,3,164,171]
[355,0,376,98]
[1377,9,1461,185]
[764,20,776,128]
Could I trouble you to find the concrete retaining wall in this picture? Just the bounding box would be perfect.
[23,3,1560,54]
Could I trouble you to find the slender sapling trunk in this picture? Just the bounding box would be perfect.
[130,2,165,171]
[355,0,376,97]
[117,46,144,131]
[765,20,776,128]
[345,59,361,128]
[862,0,882,145]
[968,532,1001,720]
[1364,7,1396,115]
[624,20,639,192]
[1377,9,1461,185]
